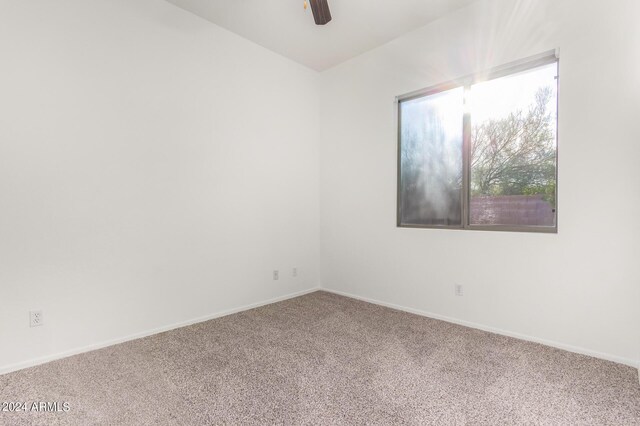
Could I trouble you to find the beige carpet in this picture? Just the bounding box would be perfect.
[1,291,639,425]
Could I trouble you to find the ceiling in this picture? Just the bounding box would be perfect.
[164,0,478,71]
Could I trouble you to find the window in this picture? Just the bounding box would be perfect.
[398,52,558,232]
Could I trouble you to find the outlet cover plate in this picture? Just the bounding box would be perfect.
[30,310,43,327]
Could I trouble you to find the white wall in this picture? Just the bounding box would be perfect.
[319,0,640,365]
[0,0,320,372]
[2,0,638,375]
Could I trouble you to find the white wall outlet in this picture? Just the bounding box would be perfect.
[273,270,279,280]
[30,310,43,327]
[292,268,298,278]
[455,284,464,297]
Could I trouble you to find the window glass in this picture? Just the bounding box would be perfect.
[397,54,558,232]
[399,87,464,226]
[469,62,558,227]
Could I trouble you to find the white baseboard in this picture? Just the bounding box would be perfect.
[4,285,637,378]
[321,287,639,369]
[0,286,321,376]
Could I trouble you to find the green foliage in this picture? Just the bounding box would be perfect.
[470,87,557,207]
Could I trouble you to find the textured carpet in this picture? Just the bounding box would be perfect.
[1,291,639,425]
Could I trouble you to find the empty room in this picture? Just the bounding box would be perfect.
[1,0,639,424]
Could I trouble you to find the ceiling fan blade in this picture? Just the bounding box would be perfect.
[309,0,332,25]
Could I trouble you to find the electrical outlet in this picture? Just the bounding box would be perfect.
[292,268,298,278]
[455,284,464,297]
[273,270,279,280]
[30,310,43,327]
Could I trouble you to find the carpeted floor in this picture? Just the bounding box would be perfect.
[1,291,639,425]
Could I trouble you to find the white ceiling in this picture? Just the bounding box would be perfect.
[164,0,478,71]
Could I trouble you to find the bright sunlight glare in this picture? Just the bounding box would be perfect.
[470,62,558,125]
